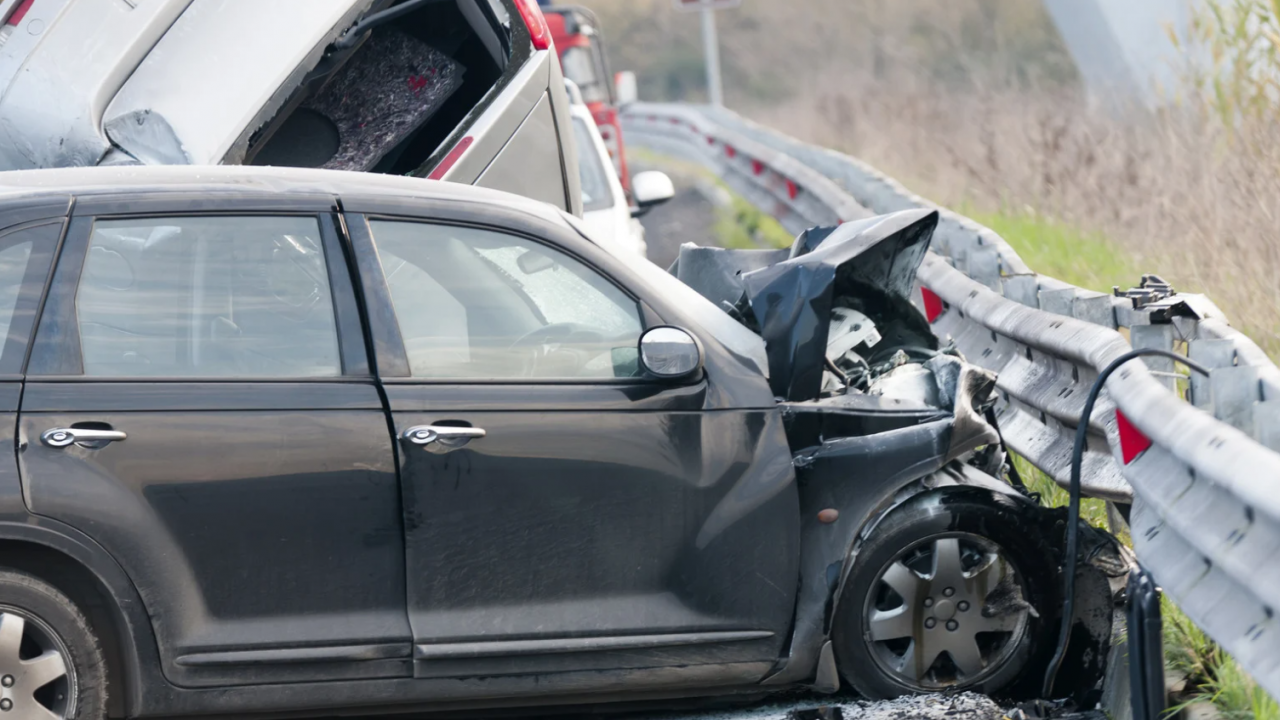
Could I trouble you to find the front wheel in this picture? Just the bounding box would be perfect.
[831,491,1058,699]
[0,569,106,719]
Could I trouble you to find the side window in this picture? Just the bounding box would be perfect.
[0,242,33,356]
[368,220,643,379]
[75,216,341,378]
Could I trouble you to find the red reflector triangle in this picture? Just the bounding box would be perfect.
[1116,409,1152,464]
[921,287,944,323]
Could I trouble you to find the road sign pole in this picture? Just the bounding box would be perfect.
[700,6,723,107]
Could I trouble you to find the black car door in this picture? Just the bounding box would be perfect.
[16,194,411,688]
[0,201,67,521]
[343,197,800,691]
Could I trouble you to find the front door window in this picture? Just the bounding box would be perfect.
[368,220,643,380]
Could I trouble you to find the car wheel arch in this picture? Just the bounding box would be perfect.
[0,521,161,719]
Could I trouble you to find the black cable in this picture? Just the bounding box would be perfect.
[1041,348,1210,699]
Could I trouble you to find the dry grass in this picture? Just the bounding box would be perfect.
[746,81,1280,358]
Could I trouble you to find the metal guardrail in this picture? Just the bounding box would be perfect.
[623,102,1280,699]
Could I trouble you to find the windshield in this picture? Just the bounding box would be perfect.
[560,45,609,104]
[568,219,770,378]
[573,116,615,212]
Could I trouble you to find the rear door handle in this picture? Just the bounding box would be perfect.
[401,425,485,454]
[41,427,128,448]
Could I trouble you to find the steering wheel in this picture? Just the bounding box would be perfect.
[508,323,607,377]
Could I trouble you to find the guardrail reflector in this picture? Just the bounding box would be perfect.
[921,287,944,322]
[786,180,799,199]
[752,160,764,175]
[1116,410,1152,464]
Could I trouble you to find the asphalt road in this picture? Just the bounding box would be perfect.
[632,158,722,268]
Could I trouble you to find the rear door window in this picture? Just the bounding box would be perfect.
[73,216,341,378]
[0,222,60,375]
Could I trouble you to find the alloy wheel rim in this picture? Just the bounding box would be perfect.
[862,532,1031,691]
[0,607,75,720]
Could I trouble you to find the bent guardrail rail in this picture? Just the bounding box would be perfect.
[623,102,1280,699]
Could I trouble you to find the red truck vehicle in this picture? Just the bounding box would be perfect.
[540,4,633,195]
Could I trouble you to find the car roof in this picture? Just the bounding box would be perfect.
[0,165,577,229]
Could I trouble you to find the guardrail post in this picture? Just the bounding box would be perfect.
[967,247,1002,291]
[1252,401,1280,453]
[1187,339,1237,409]
[1003,275,1040,308]
[1131,325,1177,392]
[1041,287,1076,317]
[1074,291,1118,329]
[1210,366,1263,435]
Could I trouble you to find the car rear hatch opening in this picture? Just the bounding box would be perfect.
[245,0,517,177]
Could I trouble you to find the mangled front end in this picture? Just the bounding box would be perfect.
[672,209,1001,463]
[671,210,1127,701]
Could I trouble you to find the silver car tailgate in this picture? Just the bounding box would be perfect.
[0,0,192,170]
[104,0,375,166]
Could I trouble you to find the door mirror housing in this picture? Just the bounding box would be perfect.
[638,326,702,380]
[614,71,638,106]
[629,171,675,218]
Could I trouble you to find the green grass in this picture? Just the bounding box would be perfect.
[1014,454,1110,531]
[714,194,795,250]
[959,204,1142,294]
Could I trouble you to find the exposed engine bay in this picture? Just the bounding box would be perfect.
[670,209,1001,468]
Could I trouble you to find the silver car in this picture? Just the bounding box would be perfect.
[0,0,582,214]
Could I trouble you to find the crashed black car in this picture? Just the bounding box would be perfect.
[0,167,1119,720]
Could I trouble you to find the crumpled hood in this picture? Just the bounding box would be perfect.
[672,208,939,401]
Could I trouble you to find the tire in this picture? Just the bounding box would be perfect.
[831,490,1058,700]
[0,568,106,719]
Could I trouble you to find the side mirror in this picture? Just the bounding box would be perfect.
[630,170,675,218]
[615,70,638,106]
[638,326,702,380]
[516,249,555,274]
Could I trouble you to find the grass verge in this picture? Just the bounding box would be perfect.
[714,194,795,250]
[958,205,1143,294]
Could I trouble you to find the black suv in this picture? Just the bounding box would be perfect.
[0,167,1109,719]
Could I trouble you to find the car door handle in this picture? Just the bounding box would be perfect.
[41,427,128,448]
[401,425,486,453]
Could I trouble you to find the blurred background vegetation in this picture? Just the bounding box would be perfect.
[572,0,1280,717]
[579,0,1078,104]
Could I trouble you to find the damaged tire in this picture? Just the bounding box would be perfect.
[832,490,1057,700]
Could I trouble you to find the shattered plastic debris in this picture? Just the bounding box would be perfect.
[645,692,1026,720]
